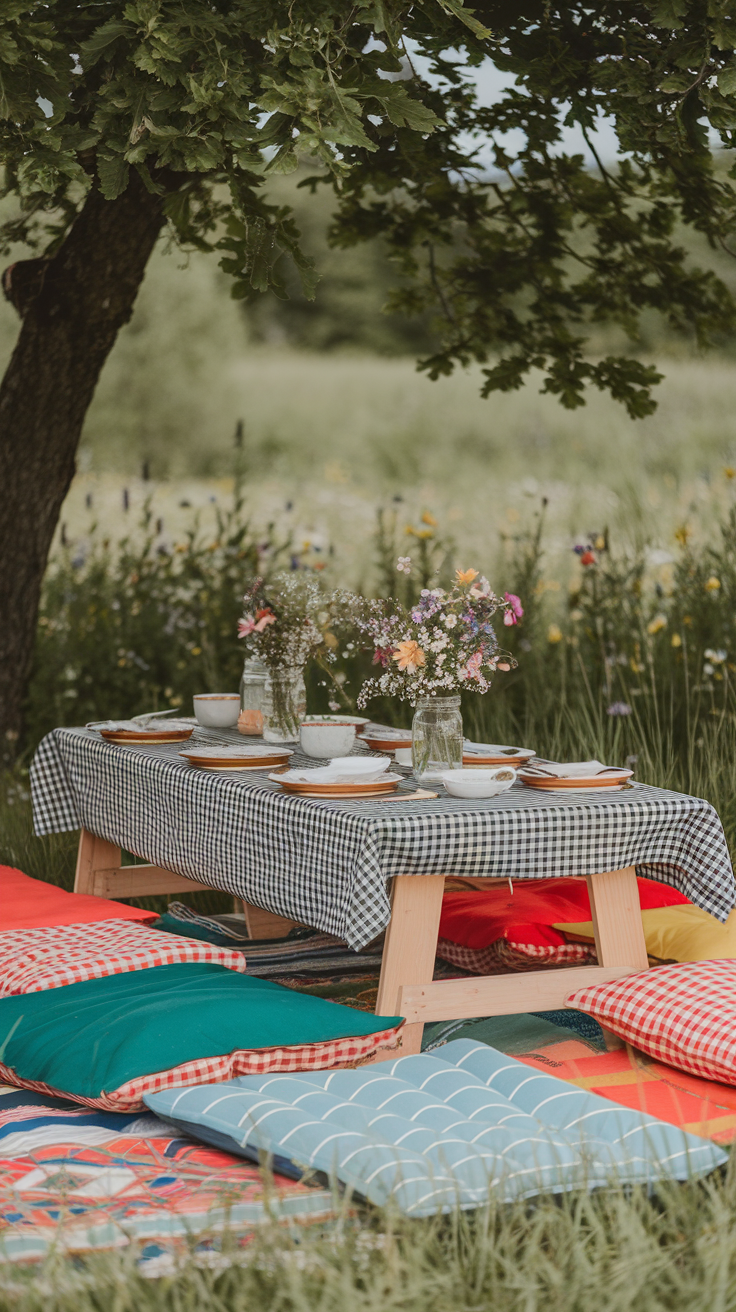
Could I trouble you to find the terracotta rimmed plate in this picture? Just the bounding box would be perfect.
[269,771,401,798]
[180,746,293,770]
[462,745,536,766]
[99,727,194,744]
[359,733,413,752]
[519,769,633,790]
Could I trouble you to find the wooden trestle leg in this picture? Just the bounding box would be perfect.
[373,866,649,1060]
[74,828,298,936]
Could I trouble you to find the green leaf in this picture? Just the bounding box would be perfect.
[718,65,736,97]
[376,85,440,132]
[433,0,492,40]
[96,153,129,199]
[80,18,130,68]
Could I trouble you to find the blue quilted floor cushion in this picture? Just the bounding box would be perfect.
[145,1038,726,1216]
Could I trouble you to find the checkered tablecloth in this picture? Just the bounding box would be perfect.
[30,727,736,949]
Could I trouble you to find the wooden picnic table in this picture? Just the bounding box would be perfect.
[32,726,736,1057]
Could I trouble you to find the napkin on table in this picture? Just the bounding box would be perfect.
[526,759,625,779]
[282,757,392,784]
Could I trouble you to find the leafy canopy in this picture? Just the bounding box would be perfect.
[2,1,736,415]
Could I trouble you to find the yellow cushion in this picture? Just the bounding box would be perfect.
[554,904,736,963]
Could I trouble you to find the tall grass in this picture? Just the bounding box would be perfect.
[3,1168,736,1309]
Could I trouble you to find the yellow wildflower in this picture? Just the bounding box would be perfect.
[674,525,691,547]
[647,614,667,635]
[725,467,736,480]
[671,633,682,648]
[594,535,605,550]
[547,623,563,644]
[455,568,479,586]
[393,641,425,673]
[705,576,721,592]
[421,511,438,527]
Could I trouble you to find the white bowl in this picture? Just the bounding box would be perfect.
[193,694,241,728]
[300,721,357,758]
[441,767,517,799]
[394,747,413,767]
[298,714,370,727]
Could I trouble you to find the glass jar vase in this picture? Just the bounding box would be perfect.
[411,695,463,782]
[262,665,307,743]
[238,657,268,735]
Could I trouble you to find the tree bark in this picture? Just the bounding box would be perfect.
[0,172,167,761]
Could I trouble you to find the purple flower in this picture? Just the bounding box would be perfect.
[606,701,632,717]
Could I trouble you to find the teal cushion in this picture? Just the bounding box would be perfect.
[0,964,402,1099]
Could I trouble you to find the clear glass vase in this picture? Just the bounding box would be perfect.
[412,694,463,782]
[238,657,268,735]
[262,665,307,743]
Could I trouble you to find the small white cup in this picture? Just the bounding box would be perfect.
[394,747,413,767]
[300,721,357,759]
[193,694,241,729]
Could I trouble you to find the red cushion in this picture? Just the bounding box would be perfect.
[566,961,736,1085]
[438,876,690,951]
[0,866,158,931]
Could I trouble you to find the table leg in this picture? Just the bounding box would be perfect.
[375,874,445,1056]
[241,901,300,938]
[75,830,122,895]
[371,866,650,1053]
[74,828,213,899]
[587,866,649,971]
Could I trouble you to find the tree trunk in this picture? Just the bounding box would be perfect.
[0,172,167,761]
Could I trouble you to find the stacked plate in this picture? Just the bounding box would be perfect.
[359,725,413,752]
[270,756,400,798]
[179,745,294,772]
[462,742,536,767]
[519,760,634,791]
[90,720,194,744]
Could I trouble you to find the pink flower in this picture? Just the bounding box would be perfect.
[238,616,256,638]
[372,646,393,668]
[503,592,524,625]
[253,607,276,632]
[465,650,483,681]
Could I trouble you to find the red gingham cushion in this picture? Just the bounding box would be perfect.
[0,920,247,995]
[437,936,596,975]
[0,1025,404,1111]
[566,960,736,1084]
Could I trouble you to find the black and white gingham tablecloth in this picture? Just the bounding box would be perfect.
[30,727,736,949]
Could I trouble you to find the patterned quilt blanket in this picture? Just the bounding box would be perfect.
[0,1086,332,1264]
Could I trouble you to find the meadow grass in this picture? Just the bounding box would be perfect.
[3,1167,736,1310]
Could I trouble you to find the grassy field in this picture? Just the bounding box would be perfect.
[3,1167,736,1310]
[53,346,736,597]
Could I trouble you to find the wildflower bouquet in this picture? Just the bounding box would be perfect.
[238,572,327,669]
[356,565,521,706]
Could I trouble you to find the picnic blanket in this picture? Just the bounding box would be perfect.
[0,1135,333,1264]
[30,727,736,949]
[424,1008,736,1145]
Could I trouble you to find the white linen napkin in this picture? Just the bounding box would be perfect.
[283,756,392,784]
[526,759,623,778]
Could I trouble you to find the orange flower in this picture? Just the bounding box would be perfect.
[393,640,425,673]
[455,568,479,585]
